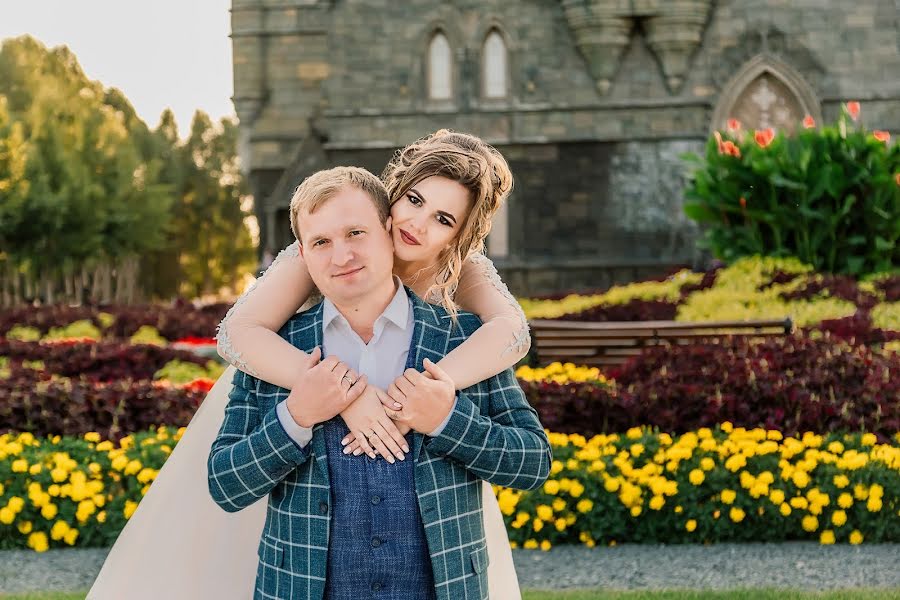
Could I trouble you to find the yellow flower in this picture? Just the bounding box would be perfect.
[50,467,68,483]
[96,441,113,452]
[685,519,697,532]
[831,510,847,527]
[543,480,560,495]
[630,506,642,517]
[7,497,24,512]
[554,518,567,532]
[124,500,138,519]
[792,471,810,488]
[630,444,644,457]
[837,493,853,509]
[41,504,58,520]
[729,507,745,523]
[720,421,733,433]
[11,459,28,473]
[537,505,554,521]
[569,481,585,498]
[820,530,835,545]
[96,511,107,524]
[604,478,620,492]
[860,433,876,446]
[866,497,883,512]
[790,496,808,510]
[523,539,538,550]
[833,474,850,489]
[540,540,552,551]
[769,489,785,505]
[0,508,14,525]
[50,520,70,541]
[28,531,49,553]
[626,427,643,439]
[688,469,705,485]
[721,490,737,505]
[649,496,665,510]
[550,461,564,476]
[779,503,791,517]
[28,463,42,475]
[532,518,544,532]
[802,515,818,532]
[576,499,594,514]
[853,484,868,500]
[64,529,79,545]
[111,455,128,471]
[552,498,567,512]
[17,520,33,534]
[849,530,864,545]
[827,441,844,454]
[84,432,101,443]
[124,460,142,476]
[700,458,715,471]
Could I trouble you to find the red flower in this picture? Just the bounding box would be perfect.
[739,197,747,210]
[802,115,816,129]
[723,141,741,158]
[714,131,725,153]
[183,378,216,393]
[754,128,775,148]
[873,130,890,143]
[846,101,861,121]
[727,118,742,132]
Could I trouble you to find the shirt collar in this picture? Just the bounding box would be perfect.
[322,276,410,333]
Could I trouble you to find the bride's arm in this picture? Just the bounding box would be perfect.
[215,242,318,389]
[439,253,531,389]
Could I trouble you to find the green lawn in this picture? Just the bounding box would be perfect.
[2,590,898,600]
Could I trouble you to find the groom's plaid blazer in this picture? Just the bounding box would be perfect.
[208,291,551,600]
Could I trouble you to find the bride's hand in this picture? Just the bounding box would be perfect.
[343,414,412,457]
[339,385,409,463]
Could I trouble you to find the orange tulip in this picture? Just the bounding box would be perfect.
[754,128,775,148]
[802,115,816,129]
[873,130,890,143]
[714,131,725,153]
[846,101,861,121]
[727,118,742,132]
[723,141,741,158]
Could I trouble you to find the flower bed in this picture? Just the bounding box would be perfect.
[496,425,900,549]
[1,425,897,552]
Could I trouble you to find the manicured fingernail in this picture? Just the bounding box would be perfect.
[402,445,409,453]
[343,447,351,454]
[396,452,405,460]
[387,457,395,464]
[393,403,402,409]
[353,449,362,456]
[341,439,348,446]
[369,452,376,459]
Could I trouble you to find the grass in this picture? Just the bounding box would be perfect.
[2,590,899,600]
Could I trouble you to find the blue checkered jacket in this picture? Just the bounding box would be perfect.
[207,292,552,600]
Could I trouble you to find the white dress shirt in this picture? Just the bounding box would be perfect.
[276,278,455,448]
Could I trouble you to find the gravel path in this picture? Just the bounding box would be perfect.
[1,543,898,594]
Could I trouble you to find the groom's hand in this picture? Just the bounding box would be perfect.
[383,359,456,435]
[286,347,367,428]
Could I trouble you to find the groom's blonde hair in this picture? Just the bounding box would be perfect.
[289,166,390,243]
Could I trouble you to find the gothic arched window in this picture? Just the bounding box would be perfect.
[482,30,508,99]
[428,32,452,100]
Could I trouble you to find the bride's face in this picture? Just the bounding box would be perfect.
[390,176,471,266]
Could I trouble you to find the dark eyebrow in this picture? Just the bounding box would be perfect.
[409,187,458,225]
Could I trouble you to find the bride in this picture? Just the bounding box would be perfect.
[88,130,532,599]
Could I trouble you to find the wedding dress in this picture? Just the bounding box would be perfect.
[88,242,531,599]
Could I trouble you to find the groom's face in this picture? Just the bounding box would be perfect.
[297,185,395,305]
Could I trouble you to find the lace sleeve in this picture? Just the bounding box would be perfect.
[435,253,531,390]
[215,242,319,388]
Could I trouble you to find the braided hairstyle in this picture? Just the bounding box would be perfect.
[381,130,514,318]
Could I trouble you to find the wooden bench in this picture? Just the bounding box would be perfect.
[529,318,794,367]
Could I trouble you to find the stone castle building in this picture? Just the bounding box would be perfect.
[230,0,900,294]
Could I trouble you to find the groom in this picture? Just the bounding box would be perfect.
[208,166,551,600]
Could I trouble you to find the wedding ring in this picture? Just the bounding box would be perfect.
[341,374,354,387]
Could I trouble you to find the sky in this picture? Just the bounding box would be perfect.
[1,0,234,136]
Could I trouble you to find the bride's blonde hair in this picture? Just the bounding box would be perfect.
[381,129,514,318]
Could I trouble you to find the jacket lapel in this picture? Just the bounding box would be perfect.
[297,303,331,488]
[405,291,451,463]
